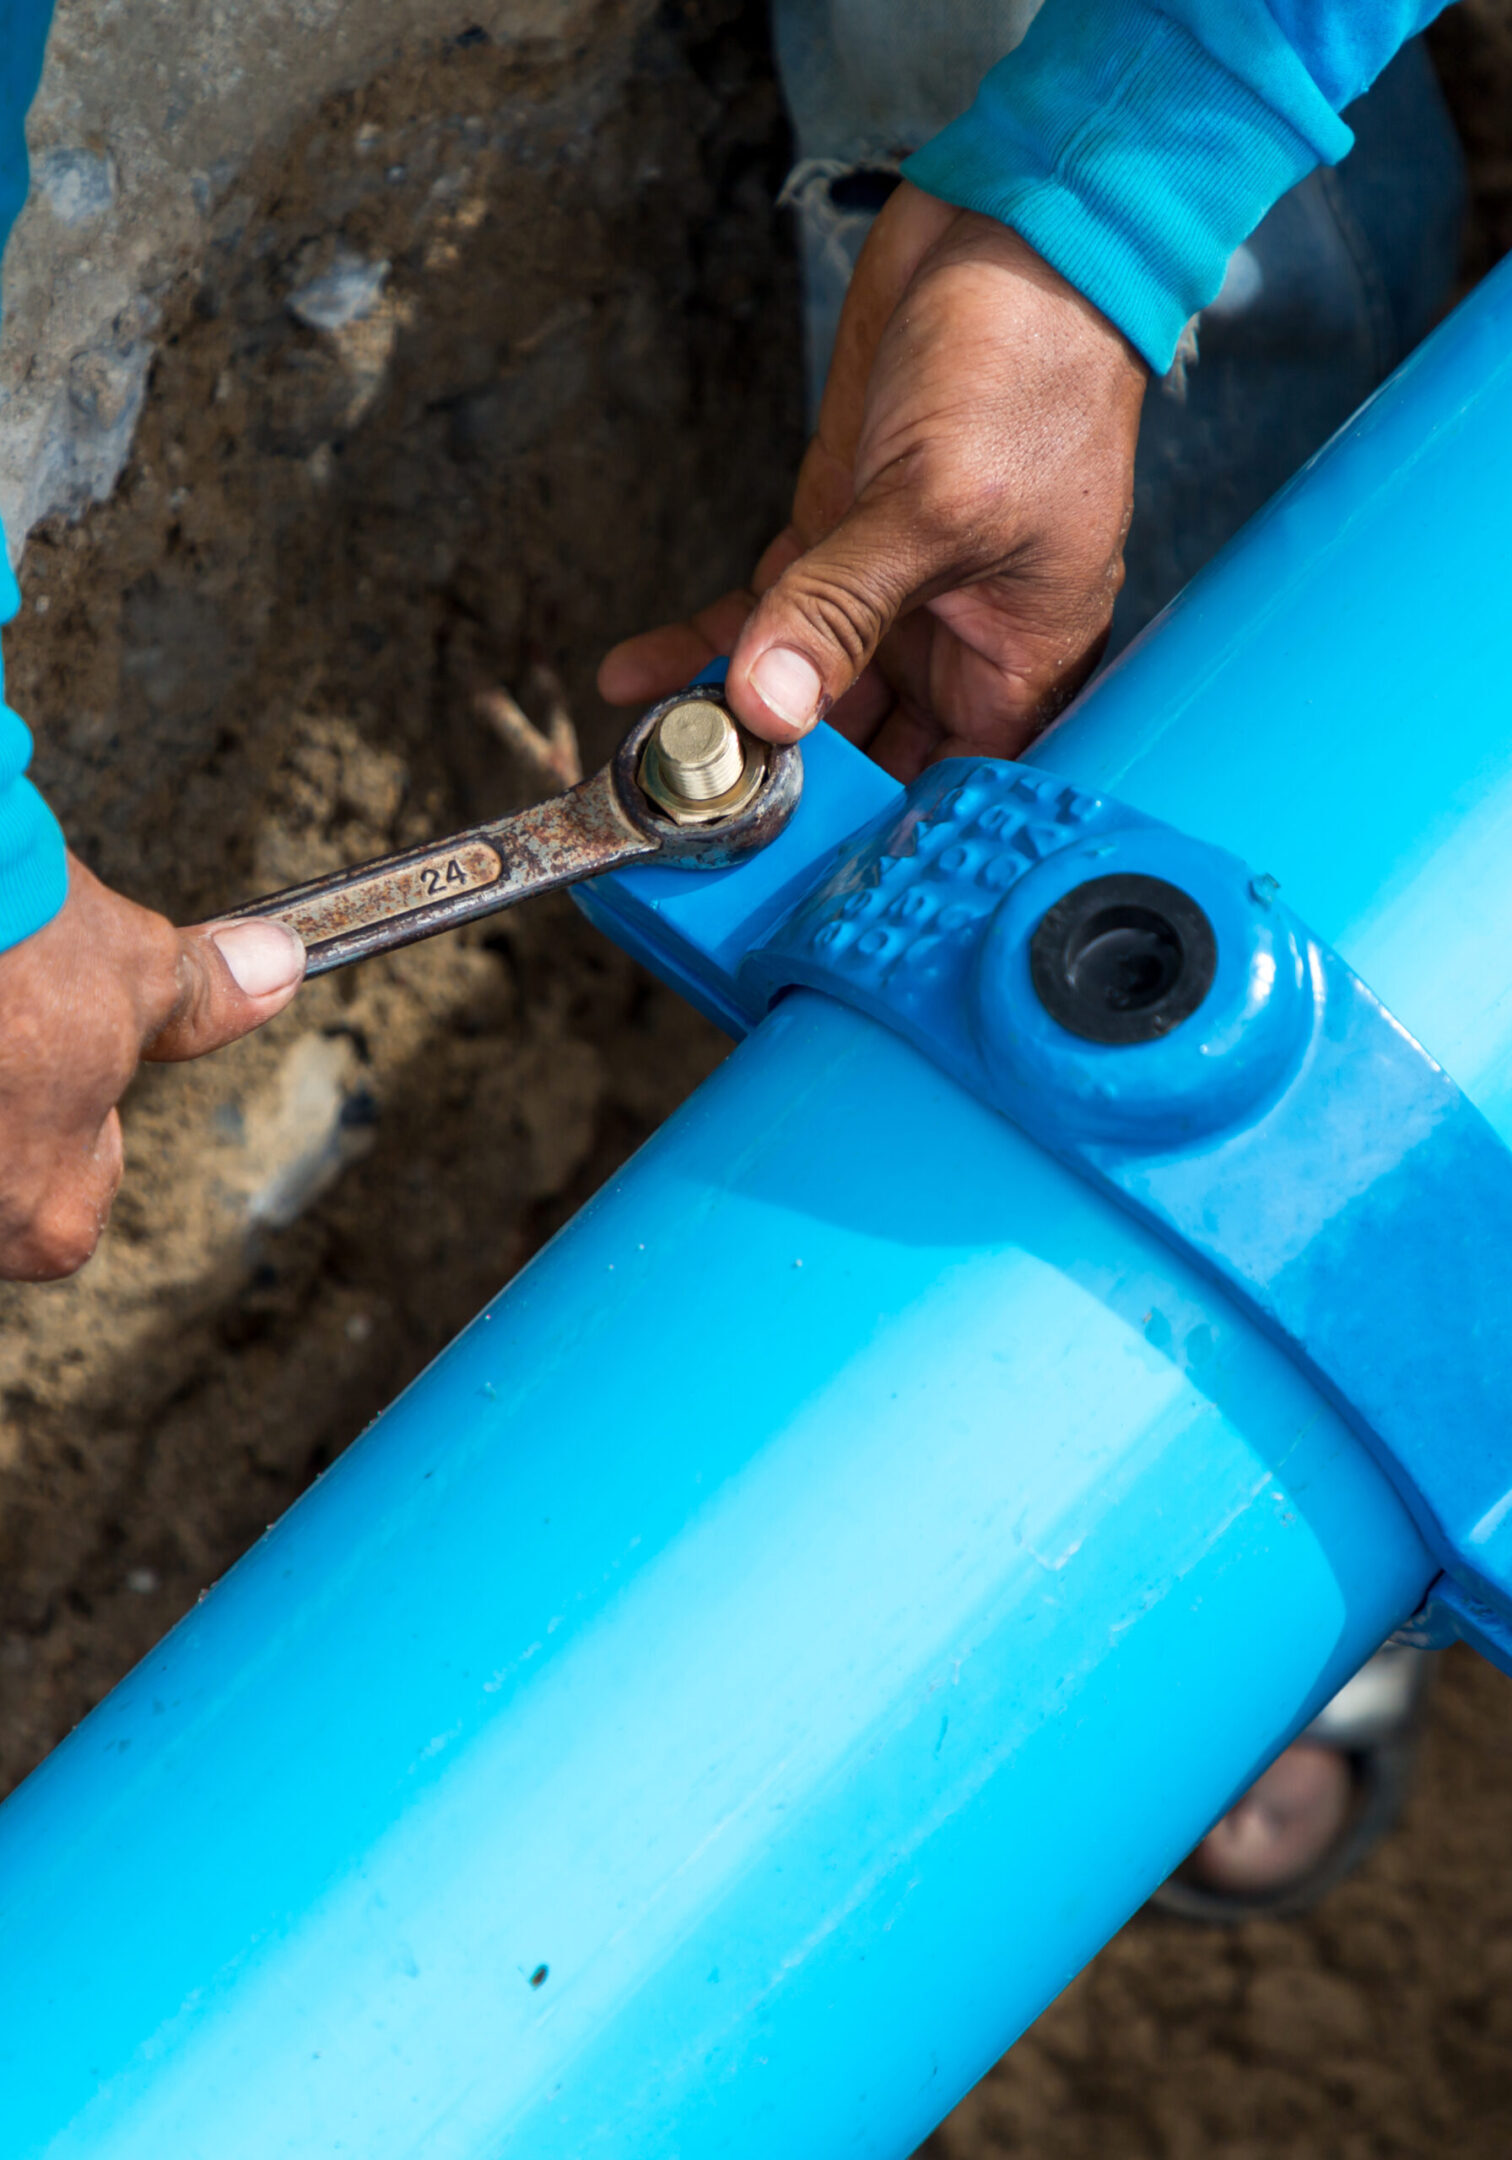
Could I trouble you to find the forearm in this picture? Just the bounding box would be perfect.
[902,0,1453,371]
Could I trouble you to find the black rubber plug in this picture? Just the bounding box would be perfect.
[1029,873,1217,1045]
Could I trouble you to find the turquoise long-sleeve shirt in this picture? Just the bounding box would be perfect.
[0,0,67,953]
[904,0,1454,371]
[0,0,1455,952]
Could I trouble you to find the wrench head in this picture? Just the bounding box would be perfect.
[613,687,803,870]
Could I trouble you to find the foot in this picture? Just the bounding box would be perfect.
[1154,1641,1435,1921]
[1185,1740,1353,1894]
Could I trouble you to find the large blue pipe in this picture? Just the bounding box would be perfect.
[1,256,1510,2158]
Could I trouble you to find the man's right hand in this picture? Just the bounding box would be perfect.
[0,856,305,1280]
[601,182,1149,777]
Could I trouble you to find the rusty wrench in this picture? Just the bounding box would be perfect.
[227,689,801,977]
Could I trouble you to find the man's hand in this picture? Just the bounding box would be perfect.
[0,856,305,1280]
[600,182,1148,776]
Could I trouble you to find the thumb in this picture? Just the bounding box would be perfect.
[726,487,929,743]
[143,917,306,1063]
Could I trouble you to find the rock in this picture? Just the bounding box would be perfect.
[33,145,114,225]
[0,0,637,559]
[287,250,390,333]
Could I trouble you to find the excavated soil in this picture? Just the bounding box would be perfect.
[2,4,1511,2154]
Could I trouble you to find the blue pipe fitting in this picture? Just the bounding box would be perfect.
[744,757,1512,1671]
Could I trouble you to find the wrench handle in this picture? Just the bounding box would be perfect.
[230,768,657,977]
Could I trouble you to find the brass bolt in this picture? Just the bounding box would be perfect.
[637,691,768,825]
[653,699,746,802]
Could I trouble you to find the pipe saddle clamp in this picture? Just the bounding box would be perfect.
[741,757,1512,1676]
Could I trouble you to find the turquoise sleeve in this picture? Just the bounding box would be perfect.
[901,0,1450,374]
[0,551,68,949]
[0,0,67,952]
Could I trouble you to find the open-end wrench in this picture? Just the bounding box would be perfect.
[227,688,801,977]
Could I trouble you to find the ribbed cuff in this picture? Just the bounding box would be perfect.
[901,0,1356,372]
[0,763,68,949]
[0,550,67,953]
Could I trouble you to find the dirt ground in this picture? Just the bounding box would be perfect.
[2,2,1511,2153]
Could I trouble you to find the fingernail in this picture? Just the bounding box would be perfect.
[749,646,823,731]
[211,920,306,997]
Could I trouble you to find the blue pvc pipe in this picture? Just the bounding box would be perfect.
[0,999,1432,2159]
[1,254,1510,2158]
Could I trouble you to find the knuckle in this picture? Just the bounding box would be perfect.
[7,1196,106,1281]
[785,567,886,667]
[0,1115,125,1283]
[138,919,190,1030]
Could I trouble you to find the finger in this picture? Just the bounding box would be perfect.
[860,611,946,775]
[725,484,931,744]
[866,699,940,783]
[597,590,755,707]
[143,919,305,1063]
[0,1108,124,1281]
[927,581,1115,744]
[826,665,895,749]
[598,623,721,708]
[860,571,1114,770]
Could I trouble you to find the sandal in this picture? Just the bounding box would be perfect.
[1152,1640,1436,1922]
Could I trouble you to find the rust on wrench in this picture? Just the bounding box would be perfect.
[228,691,802,978]
[273,837,506,950]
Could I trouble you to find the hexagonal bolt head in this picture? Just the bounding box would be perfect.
[654,699,746,802]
